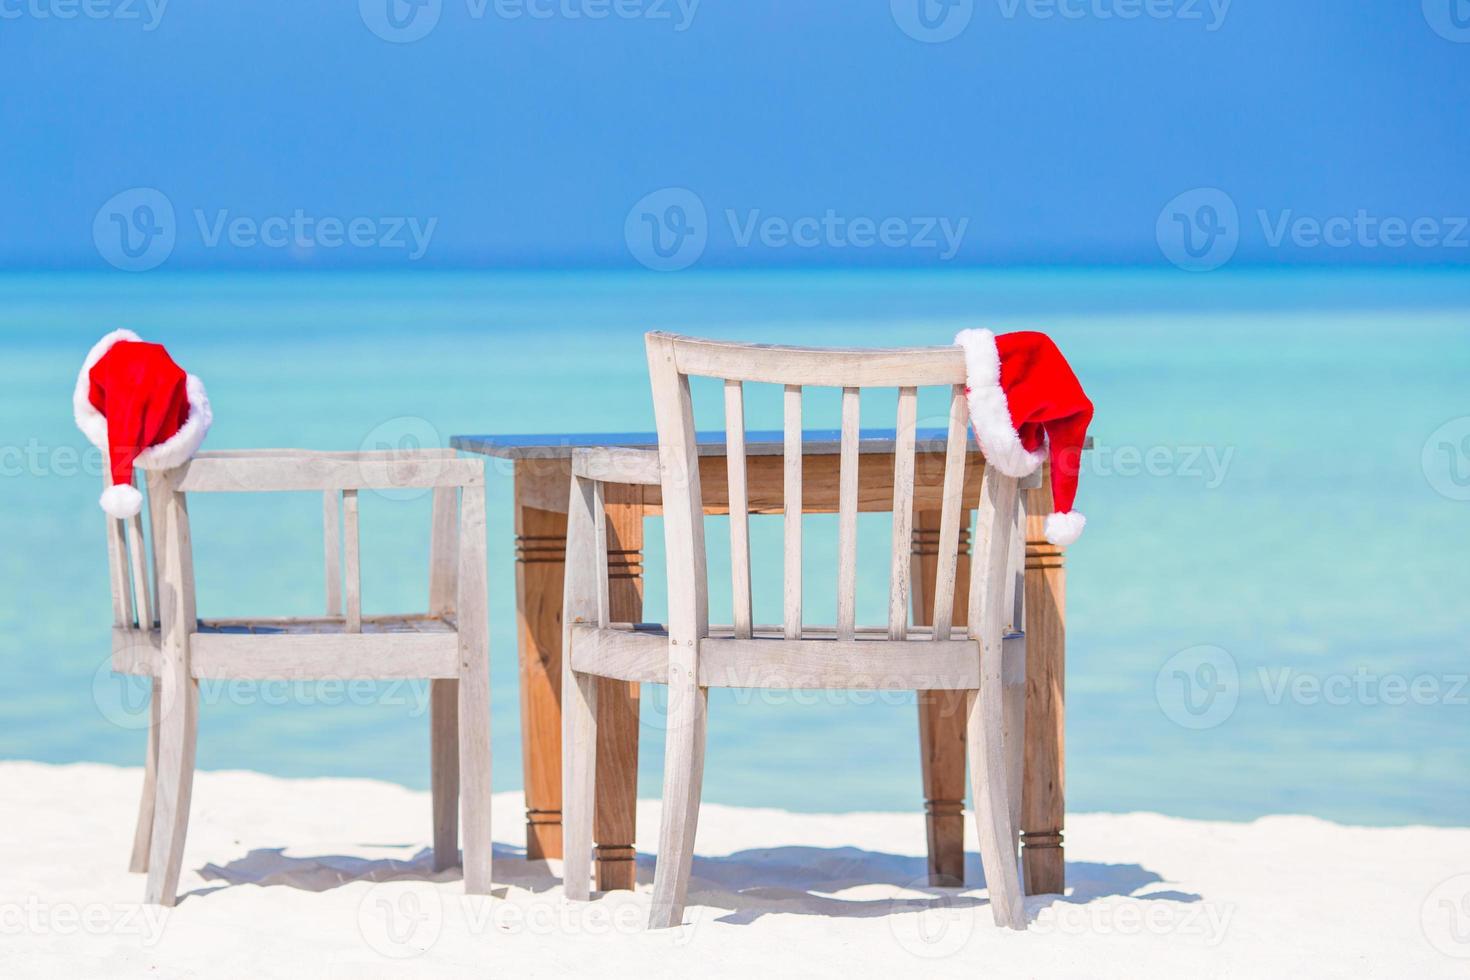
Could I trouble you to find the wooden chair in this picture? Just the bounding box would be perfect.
[102,448,492,907]
[560,333,1030,930]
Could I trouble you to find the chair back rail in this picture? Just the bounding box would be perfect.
[645,331,1012,645]
[104,450,481,638]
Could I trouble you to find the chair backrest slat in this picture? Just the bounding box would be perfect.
[593,479,611,628]
[646,332,996,649]
[724,380,753,638]
[929,385,970,639]
[104,498,134,628]
[783,384,803,639]
[887,386,918,639]
[323,491,342,617]
[125,511,153,628]
[836,387,860,641]
[1008,489,1027,631]
[342,488,362,632]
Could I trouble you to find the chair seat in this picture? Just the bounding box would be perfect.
[111,614,461,681]
[567,621,1022,691]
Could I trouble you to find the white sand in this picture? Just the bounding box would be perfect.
[2,761,1466,978]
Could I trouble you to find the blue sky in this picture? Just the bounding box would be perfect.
[3,0,1468,269]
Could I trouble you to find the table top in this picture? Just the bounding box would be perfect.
[451,429,987,460]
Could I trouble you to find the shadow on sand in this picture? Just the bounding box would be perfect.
[192,843,1200,924]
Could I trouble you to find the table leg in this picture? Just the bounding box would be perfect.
[912,512,971,886]
[1022,475,1066,895]
[514,490,566,861]
[595,484,642,891]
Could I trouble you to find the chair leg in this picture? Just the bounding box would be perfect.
[430,678,460,872]
[966,684,1026,930]
[648,674,708,930]
[457,660,492,895]
[144,676,198,907]
[1002,634,1027,884]
[128,678,161,873]
[562,660,598,902]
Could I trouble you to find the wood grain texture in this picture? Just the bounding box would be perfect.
[514,489,567,861]
[323,491,341,617]
[967,470,1025,929]
[783,385,802,639]
[595,482,642,892]
[456,483,493,894]
[645,332,710,929]
[561,473,601,901]
[169,454,483,493]
[836,387,860,641]
[888,387,917,640]
[429,679,459,872]
[912,509,970,886]
[342,489,361,633]
[428,486,460,872]
[144,488,198,907]
[725,381,752,639]
[662,331,968,387]
[930,387,970,639]
[1022,468,1066,896]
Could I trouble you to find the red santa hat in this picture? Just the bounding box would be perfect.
[953,329,1092,547]
[73,329,213,519]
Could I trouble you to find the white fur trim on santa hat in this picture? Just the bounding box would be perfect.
[72,329,213,470]
[1043,511,1085,547]
[953,328,1046,479]
[73,328,141,451]
[99,482,143,519]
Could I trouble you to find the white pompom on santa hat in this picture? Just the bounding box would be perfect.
[953,328,1093,547]
[74,329,213,518]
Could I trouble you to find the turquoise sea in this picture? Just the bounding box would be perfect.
[3,268,1467,827]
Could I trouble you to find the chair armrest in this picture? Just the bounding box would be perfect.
[570,447,661,487]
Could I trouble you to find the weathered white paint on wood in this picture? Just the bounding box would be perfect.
[888,386,918,640]
[724,381,752,639]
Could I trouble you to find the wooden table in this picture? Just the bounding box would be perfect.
[451,430,1069,895]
